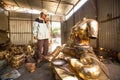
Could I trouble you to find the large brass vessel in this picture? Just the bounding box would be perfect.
[45,18,109,80]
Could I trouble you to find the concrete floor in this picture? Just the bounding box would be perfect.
[16,62,55,80]
[105,62,120,80]
[0,60,120,80]
[0,61,56,80]
[1,41,120,80]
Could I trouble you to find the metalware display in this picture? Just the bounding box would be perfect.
[0,45,33,68]
[11,54,26,68]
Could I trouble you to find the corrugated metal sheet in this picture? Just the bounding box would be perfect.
[10,12,62,22]
[65,16,74,43]
[9,12,62,45]
[10,12,32,18]
[61,0,120,51]
[0,8,9,44]
[99,21,117,50]
[61,0,97,47]
[61,21,69,44]
[61,16,74,44]
[61,21,66,44]
[10,34,32,45]
[74,0,96,24]
[0,9,8,31]
[10,18,31,32]
[67,16,74,29]
[9,17,32,45]
[98,0,120,51]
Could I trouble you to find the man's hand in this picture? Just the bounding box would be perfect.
[34,36,38,40]
[49,39,52,44]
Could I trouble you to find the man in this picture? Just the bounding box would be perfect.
[33,9,50,63]
[45,15,52,53]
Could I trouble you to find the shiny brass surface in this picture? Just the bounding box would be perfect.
[0,51,9,60]
[12,54,26,60]
[70,52,101,80]
[26,45,35,56]
[79,64,101,79]
[79,53,101,79]
[45,18,108,80]
[0,51,5,60]
[11,53,26,68]
[118,52,120,62]
[11,58,25,68]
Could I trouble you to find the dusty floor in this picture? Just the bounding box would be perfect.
[0,59,120,80]
[0,45,120,80]
[0,60,56,80]
[104,62,120,80]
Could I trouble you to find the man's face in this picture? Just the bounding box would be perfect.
[45,17,49,21]
[42,13,46,19]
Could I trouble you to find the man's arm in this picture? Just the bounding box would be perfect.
[33,21,38,40]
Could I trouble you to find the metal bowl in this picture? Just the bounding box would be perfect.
[52,59,67,66]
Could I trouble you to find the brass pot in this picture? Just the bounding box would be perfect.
[5,53,12,62]
[12,54,26,60]
[11,62,22,68]
[12,58,25,64]
[11,58,25,68]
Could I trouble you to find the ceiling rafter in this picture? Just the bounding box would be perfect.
[2,0,80,15]
[13,0,21,7]
[41,0,43,9]
[55,0,61,14]
[41,0,74,5]
[0,0,5,8]
[66,0,80,15]
[27,0,32,9]
[60,1,74,5]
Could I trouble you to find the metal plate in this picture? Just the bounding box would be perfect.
[52,59,67,66]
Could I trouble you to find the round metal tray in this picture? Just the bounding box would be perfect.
[52,59,67,66]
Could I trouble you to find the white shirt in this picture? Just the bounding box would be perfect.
[33,18,50,40]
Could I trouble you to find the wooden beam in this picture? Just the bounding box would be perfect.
[27,0,32,9]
